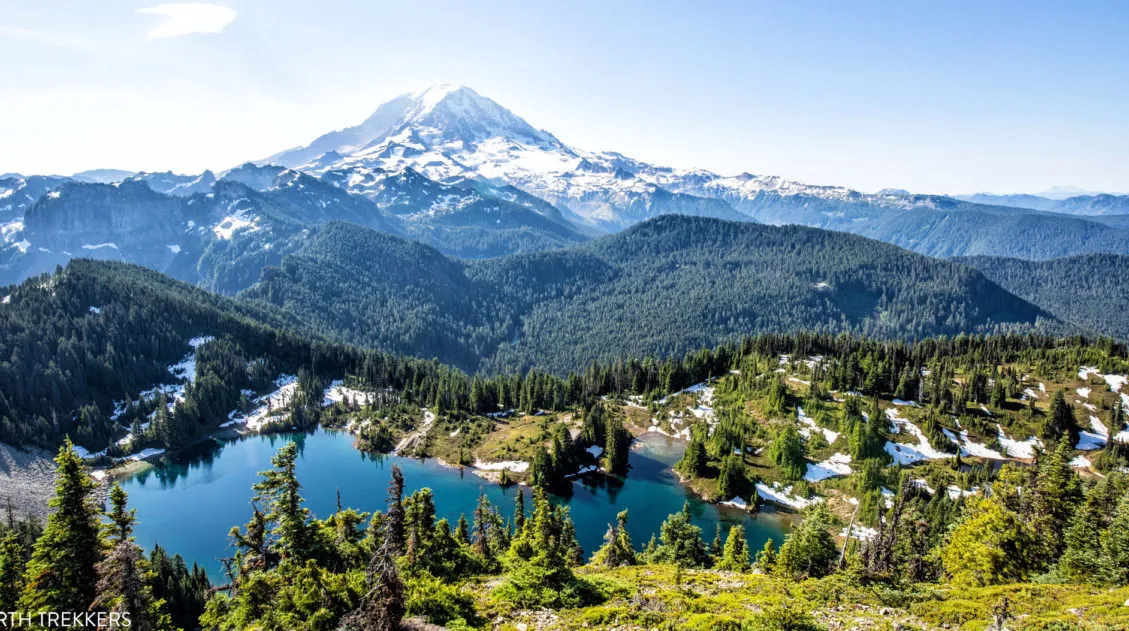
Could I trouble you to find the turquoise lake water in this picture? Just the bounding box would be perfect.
[119,429,790,579]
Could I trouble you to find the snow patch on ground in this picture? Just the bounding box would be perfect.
[167,336,214,384]
[322,380,376,406]
[803,453,853,482]
[884,408,952,465]
[996,424,1042,459]
[126,448,165,462]
[797,406,839,444]
[1069,455,1092,469]
[755,481,821,510]
[473,459,530,473]
[1077,416,1109,451]
[942,427,1004,459]
[946,485,978,500]
[721,497,749,510]
[223,374,299,431]
[840,524,878,541]
[212,199,258,240]
[912,478,936,494]
[880,487,895,509]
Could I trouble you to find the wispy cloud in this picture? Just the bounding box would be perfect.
[137,3,236,39]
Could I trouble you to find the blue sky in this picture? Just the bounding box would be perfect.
[2,1,1127,194]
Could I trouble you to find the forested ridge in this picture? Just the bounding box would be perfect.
[244,216,1055,374]
[0,260,469,451]
[961,253,1129,339]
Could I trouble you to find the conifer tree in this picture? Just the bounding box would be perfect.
[385,465,405,555]
[603,416,631,475]
[592,510,636,568]
[343,469,407,631]
[513,489,526,534]
[529,449,553,489]
[0,522,26,611]
[775,504,837,579]
[1098,493,1129,585]
[1057,482,1110,581]
[252,442,312,562]
[938,495,1037,586]
[472,493,493,561]
[770,423,806,481]
[18,439,105,612]
[92,484,170,631]
[717,525,750,572]
[754,538,777,573]
[1031,439,1083,562]
[651,503,708,568]
[1044,389,1080,445]
[455,514,470,545]
[343,531,404,631]
[717,453,748,500]
[403,488,437,569]
[500,488,584,608]
[676,433,708,478]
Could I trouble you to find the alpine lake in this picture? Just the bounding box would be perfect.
[118,429,792,579]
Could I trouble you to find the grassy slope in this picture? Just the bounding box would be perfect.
[468,565,1129,630]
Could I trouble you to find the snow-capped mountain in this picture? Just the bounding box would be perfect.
[0,156,586,289]
[130,170,218,197]
[0,166,405,292]
[265,84,747,231]
[256,83,1129,257]
[6,83,1129,291]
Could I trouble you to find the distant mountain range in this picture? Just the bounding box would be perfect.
[3,82,1129,308]
[956,192,1129,215]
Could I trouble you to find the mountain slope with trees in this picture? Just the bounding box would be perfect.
[244,216,1053,373]
[961,253,1129,339]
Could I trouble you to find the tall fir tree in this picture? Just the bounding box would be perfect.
[18,439,105,612]
[251,442,313,562]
